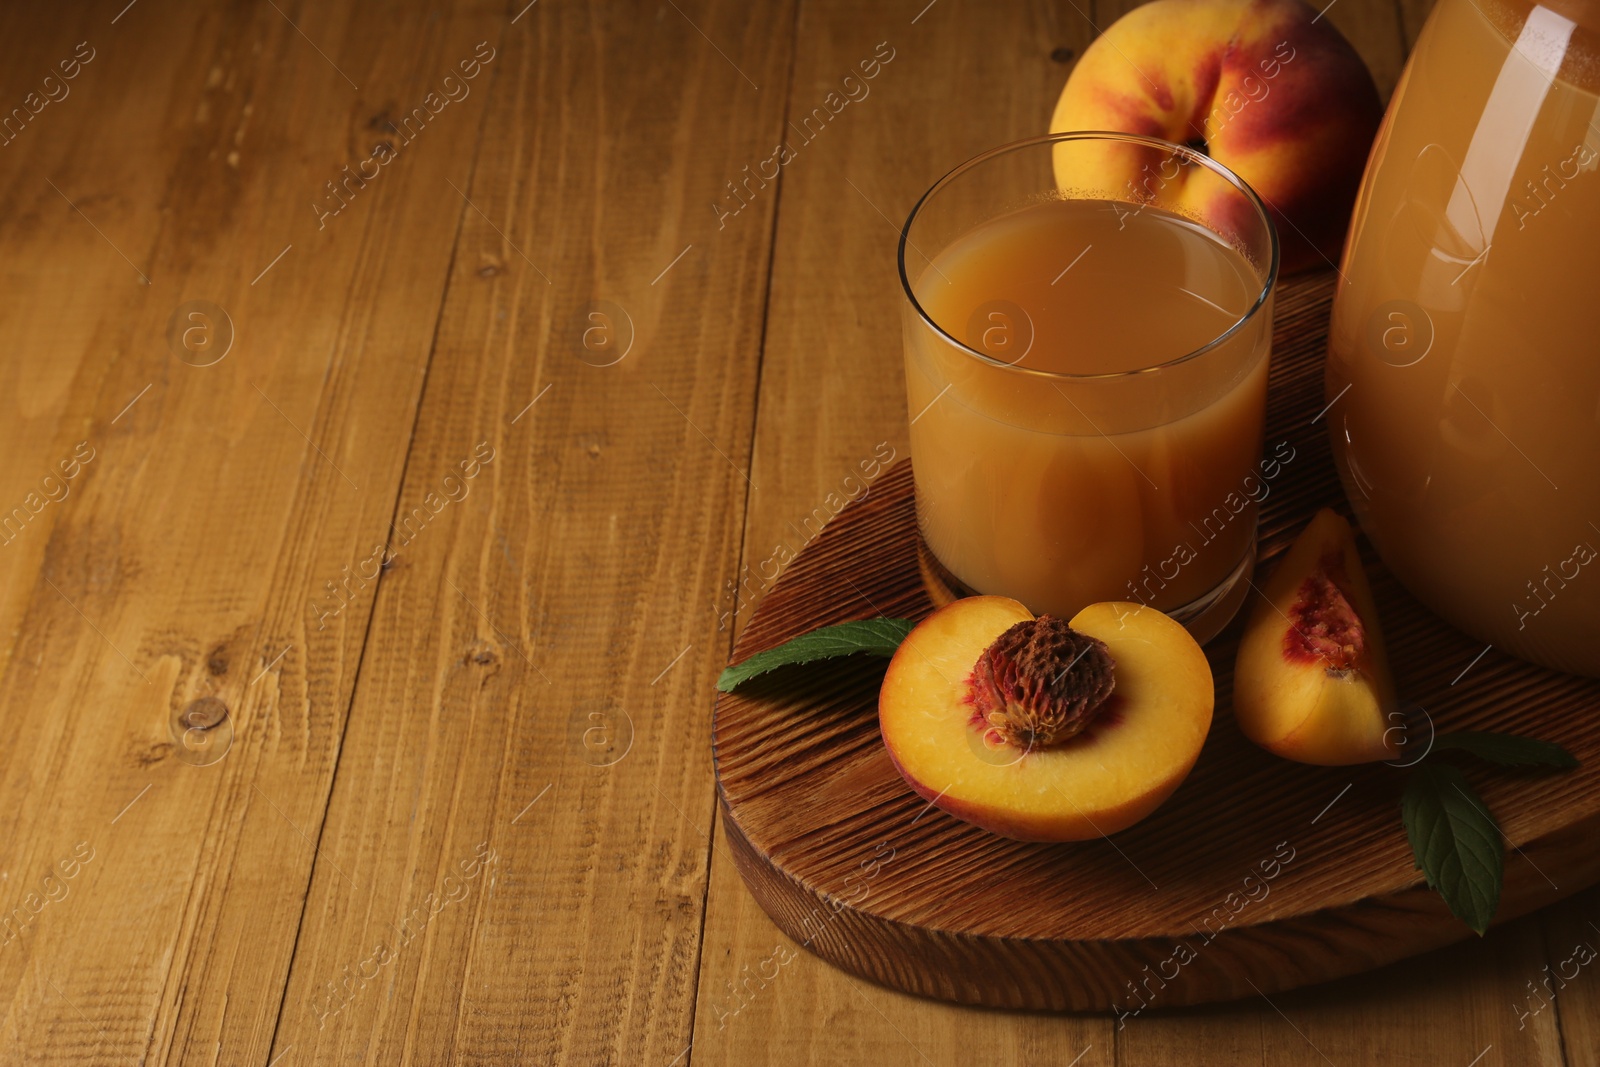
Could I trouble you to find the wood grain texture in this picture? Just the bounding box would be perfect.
[1541,884,1600,1067]
[0,0,506,1062]
[261,1,797,1064]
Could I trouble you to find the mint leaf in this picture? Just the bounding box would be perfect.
[1401,763,1503,936]
[716,618,915,693]
[1433,731,1578,769]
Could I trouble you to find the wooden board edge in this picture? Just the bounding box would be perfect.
[713,703,1600,1013]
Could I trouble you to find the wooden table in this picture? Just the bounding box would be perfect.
[2,0,1594,1063]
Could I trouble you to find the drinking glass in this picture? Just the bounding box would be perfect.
[899,132,1280,643]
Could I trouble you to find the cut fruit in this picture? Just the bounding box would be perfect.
[1234,508,1400,765]
[878,597,1213,842]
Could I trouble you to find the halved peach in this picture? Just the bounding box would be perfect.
[1233,509,1399,765]
[878,597,1213,842]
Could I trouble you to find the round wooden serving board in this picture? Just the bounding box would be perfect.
[711,272,1600,1012]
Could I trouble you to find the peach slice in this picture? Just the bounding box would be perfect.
[878,597,1213,842]
[1234,509,1400,765]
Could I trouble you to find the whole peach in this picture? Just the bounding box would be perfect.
[1050,0,1383,272]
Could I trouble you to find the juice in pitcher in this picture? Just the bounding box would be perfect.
[1326,0,1600,675]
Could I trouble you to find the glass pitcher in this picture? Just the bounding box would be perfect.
[1326,0,1600,676]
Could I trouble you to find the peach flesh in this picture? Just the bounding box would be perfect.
[1233,509,1399,765]
[879,598,1214,842]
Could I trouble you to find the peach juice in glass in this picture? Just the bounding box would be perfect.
[899,133,1279,642]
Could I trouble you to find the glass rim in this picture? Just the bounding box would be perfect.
[896,130,1282,382]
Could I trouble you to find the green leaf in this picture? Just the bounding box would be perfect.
[716,618,915,693]
[1433,731,1579,769]
[1401,763,1503,936]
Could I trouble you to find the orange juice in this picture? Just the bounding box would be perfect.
[1327,0,1600,675]
[907,197,1274,626]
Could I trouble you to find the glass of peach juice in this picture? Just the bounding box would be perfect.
[899,132,1280,643]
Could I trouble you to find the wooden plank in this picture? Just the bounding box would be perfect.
[698,837,1110,1066]
[0,9,170,657]
[1116,916,1567,1066]
[1544,886,1600,1067]
[692,0,1112,1062]
[262,0,798,1063]
[0,0,509,1062]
